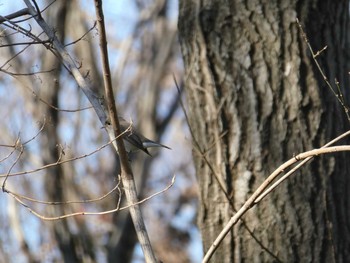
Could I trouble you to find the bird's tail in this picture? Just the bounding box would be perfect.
[142,140,171,150]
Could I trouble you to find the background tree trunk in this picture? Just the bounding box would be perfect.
[178,0,350,262]
[39,2,97,262]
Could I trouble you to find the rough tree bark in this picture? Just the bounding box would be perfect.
[178,0,350,262]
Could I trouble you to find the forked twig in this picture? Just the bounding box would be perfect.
[7,174,175,221]
[296,18,350,122]
[0,127,131,178]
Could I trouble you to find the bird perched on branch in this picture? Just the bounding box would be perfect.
[119,117,170,155]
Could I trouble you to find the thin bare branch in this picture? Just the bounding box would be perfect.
[2,143,24,190]
[296,18,350,122]
[7,174,175,221]
[0,127,130,178]
[93,0,157,262]
[0,8,30,24]
[7,174,122,205]
[254,130,350,204]
[203,145,350,262]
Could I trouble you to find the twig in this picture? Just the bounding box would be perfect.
[8,174,122,205]
[255,129,350,204]
[0,128,130,178]
[93,1,157,262]
[202,145,350,262]
[65,21,97,47]
[296,18,350,122]
[0,8,30,24]
[22,0,110,129]
[7,174,175,221]
[2,142,24,190]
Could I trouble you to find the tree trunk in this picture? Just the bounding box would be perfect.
[178,0,350,262]
[40,2,96,262]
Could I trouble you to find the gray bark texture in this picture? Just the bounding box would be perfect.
[178,0,350,262]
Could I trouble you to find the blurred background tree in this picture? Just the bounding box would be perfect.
[0,1,199,262]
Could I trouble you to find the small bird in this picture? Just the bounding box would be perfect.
[119,117,170,155]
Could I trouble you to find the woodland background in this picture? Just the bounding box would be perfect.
[1,0,350,263]
[0,1,199,262]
